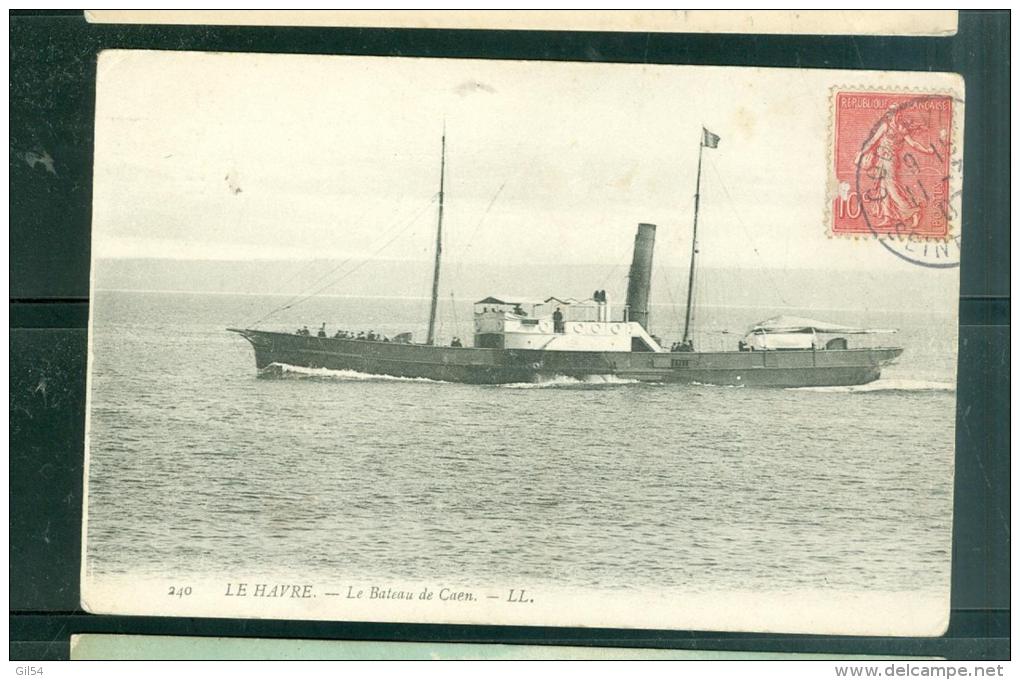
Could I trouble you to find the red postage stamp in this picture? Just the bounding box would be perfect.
[831,91,954,239]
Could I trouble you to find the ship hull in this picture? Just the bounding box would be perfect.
[229,329,902,387]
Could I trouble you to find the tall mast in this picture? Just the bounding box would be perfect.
[426,127,446,345]
[681,133,705,346]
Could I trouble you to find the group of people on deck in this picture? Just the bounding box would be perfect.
[670,339,695,352]
[294,324,392,343]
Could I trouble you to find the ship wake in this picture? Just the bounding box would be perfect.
[789,379,955,394]
[498,374,644,389]
[259,363,444,383]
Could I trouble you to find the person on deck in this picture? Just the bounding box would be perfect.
[451,337,463,347]
[318,323,327,338]
[553,307,564,333]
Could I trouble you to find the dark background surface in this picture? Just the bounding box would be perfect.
[9,10,1009,660]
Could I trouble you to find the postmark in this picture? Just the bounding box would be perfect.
[830,90,962,268]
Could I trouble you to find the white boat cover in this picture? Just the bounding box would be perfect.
[746,332,814,350]
[748,315,896,335]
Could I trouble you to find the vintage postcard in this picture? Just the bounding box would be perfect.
[82,50,963,636]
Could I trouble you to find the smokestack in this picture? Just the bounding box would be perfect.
[625,222,656,331]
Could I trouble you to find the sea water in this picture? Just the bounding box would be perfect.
[84,290,956,596]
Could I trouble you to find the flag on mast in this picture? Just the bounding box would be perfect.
[702,127,721,149]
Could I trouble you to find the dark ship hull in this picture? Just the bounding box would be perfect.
[229,329,903,387]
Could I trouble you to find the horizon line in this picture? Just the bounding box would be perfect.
[92,288,954,316]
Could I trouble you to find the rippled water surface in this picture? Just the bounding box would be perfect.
[85,291,956,594]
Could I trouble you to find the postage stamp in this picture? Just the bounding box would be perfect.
[831,91,955,241]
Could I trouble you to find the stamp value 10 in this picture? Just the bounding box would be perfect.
[832,91,955,242]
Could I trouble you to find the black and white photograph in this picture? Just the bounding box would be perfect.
[81,50,962,636]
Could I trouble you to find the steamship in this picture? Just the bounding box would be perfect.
[230,130,902,387]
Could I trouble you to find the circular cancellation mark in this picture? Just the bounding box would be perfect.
[844,92,963,269]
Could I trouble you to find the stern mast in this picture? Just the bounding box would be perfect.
[680,134,704,347]
[426,127,446,345]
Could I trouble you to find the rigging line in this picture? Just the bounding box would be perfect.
[658,265,684,341]
[597,260,626,292]
[594,221,630,293]
[414,261,433,340]
[236,254,339,330]
[448,136,543,286]
[230,223,265,328]
[227,175,286,329]
[595,219,643,302]
[652,197,697,339]
[462,182,507,256]
[254,195,437,325]
[450,180,508,288]
[694,256,711,346]
[672,195,696,244]
[706,158,790,307]
[449,291,461,342]
[270,202,377,292]
[269,198,440,318]
[249,195,438,327]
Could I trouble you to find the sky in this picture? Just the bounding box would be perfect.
[92,50,963,275]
